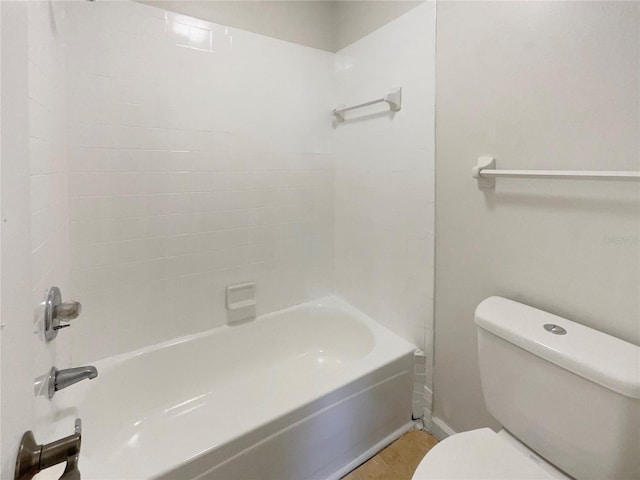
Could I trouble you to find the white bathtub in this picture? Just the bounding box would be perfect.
[42,296,416,480]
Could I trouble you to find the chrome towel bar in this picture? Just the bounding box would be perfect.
[332,87,401,122]
[473,156,640,189]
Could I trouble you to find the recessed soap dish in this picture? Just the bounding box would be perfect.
[226,282,256,311]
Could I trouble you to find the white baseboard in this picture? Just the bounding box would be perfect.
[429,416,456,441]
[327,421,415,480]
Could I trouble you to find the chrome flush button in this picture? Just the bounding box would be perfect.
[544,324,567,335]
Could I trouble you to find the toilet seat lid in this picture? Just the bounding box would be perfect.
[412,428,563,480]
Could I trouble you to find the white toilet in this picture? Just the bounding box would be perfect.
[413,296,640,480]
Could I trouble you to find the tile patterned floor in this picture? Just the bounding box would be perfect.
[341,430,438,480]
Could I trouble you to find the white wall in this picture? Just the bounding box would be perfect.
[66,1,335,364]
[137,1,425,52]
[332,1,423,52]
[0,1,3,463]
[434,1,640,433]
[0,4,33,476]
[2,2,73,473]
[137,0,336,52]
[27,2,73,440]
[332,2,435,415]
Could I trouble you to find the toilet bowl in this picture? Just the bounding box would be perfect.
[411,297,640,480]
[412,429,569,480]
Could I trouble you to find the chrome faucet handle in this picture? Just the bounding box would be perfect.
[15,419,82,480]
[44,287,83,342]
[56,300,82,321]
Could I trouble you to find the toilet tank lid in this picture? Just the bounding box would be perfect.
[475,297,640,399]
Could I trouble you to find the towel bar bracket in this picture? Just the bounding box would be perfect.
[472,156,496,189]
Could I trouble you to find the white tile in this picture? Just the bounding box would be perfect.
[333,3,435,353]
[65,1,338,363]
[30,0,437,368]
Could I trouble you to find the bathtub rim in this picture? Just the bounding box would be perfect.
[89,295,415,376]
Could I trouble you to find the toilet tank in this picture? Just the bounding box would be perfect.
[475,297,640,480]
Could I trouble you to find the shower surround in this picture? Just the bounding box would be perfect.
[66,1,335,363]
[25,1,435,478]
[65,0,435,383]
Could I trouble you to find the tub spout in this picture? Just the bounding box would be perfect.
[49,366,98,399]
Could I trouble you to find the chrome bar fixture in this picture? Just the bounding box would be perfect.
[332,87,402,122]
[473,156,640,189]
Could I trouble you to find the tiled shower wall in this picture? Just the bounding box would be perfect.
[27,0,72,431]
[29,0,70,349]
[333,3,436,418]
[63,1,435,376]
[66,1,335,363]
